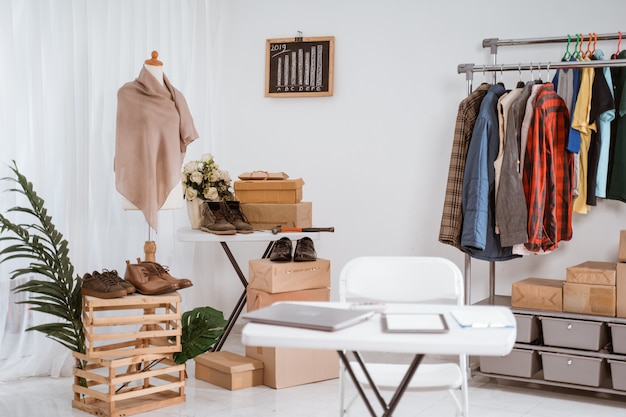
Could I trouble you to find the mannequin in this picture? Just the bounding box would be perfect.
[116,50,199,261]
[120,51,183,213]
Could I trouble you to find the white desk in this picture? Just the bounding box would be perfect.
[177,227,321,351]
[242,302,516,417]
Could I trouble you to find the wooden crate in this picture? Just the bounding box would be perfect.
[72,351,186,417]
[82,293,182,359]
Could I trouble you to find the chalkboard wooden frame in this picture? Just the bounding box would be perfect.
[265,36,334,97]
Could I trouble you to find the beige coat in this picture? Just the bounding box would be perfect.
[115,67,198,231]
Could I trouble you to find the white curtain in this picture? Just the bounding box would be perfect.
[0,0,221,381]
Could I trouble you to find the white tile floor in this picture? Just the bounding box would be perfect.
[1,327,625,417]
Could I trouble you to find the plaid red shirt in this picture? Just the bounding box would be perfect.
[522,84,574,252]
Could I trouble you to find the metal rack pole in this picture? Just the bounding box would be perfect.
[482,32,624,54]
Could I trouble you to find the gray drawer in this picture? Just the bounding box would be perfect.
[540,317,609,351]
[479,348,541,378]
[608,323,626,354]
[541,352,608,387]
[515,314,540,343]
[608,360,626,390]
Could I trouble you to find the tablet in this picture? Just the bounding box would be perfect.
[382,313,449,333]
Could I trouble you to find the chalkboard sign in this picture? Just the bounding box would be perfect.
[265,36,334,97]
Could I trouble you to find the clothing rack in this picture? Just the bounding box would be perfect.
[455,32,626,305]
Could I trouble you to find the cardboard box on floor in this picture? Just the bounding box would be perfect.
[194,351,263,390]
[248,258,330,294]
[240,202,312,231]
[245,286,338,389]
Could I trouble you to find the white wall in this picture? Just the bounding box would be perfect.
[174,0,626,315]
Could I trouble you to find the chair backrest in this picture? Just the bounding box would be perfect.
[339,256,464,306]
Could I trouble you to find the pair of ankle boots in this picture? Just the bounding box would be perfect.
[124,259,193,295]
[200,200,254,235]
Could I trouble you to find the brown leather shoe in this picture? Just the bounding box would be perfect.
[101,269,136,294]
[81,272,127,299]
[137,260,193,290]
[124,260,178,295]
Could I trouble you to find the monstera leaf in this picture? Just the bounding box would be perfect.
[173,306,227,364]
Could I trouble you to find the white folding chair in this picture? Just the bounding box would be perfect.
[338,256,469,417]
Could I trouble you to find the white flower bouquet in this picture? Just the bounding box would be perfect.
[181,154,234,201]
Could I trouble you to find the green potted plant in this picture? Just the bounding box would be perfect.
[0,161,226,374]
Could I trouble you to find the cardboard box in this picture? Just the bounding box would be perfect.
[240,202,312,230]
[245,345,338,389]
[246,287,330,310]
[194,351,263,390]
[619,230,626,262]
[234,179,304,204]
[248,258,330,294]
[245,285,337,388]
[563,282,616,317]
[566,261,617,286]
[511,278,564,312]
[618,263,626,318]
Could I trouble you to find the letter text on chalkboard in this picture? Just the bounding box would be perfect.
[265,36,334,97]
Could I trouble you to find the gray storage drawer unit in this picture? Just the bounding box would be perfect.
[515,313,540,343]
[540,316,609,351]
[608,323,626,354]
[608,360,626,390]
[541,352,608,387]
[479,348,541,378]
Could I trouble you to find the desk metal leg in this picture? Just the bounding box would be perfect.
[338,350,424,417]
[211,241,275,352]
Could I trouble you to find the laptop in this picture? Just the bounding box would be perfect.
[241,303,375,332]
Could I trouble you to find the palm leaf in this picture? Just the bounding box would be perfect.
[0,161,85,356]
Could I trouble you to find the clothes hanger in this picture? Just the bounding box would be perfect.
[574,34,582,59]
[612,31,622,59]
[516,63,525,88]
[578,33,586,58]
[144,50,163,66]
[562,34,572,61]
[591,33,597,56]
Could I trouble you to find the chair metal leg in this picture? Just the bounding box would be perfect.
[337,351,424,417]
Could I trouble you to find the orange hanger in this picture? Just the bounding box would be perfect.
[144,50,163,66]
[592,32,597,55]
[585,33,596,57]
[578,33,585,58]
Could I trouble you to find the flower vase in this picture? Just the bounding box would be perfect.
[186,198,205,229]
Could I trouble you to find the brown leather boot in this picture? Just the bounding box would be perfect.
[124,260,178,295]
[200,201,237,235]
[137,259,193,289]
[225,200,254,234]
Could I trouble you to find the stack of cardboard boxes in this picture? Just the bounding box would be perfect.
[226,175,338,389]
[245,257,338,388]
[233,177,311,231]
[511,230,626,318]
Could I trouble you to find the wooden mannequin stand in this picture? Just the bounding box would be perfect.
[144,240,157,262]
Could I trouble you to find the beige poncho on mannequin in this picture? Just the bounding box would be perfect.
[115,67,199,231]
